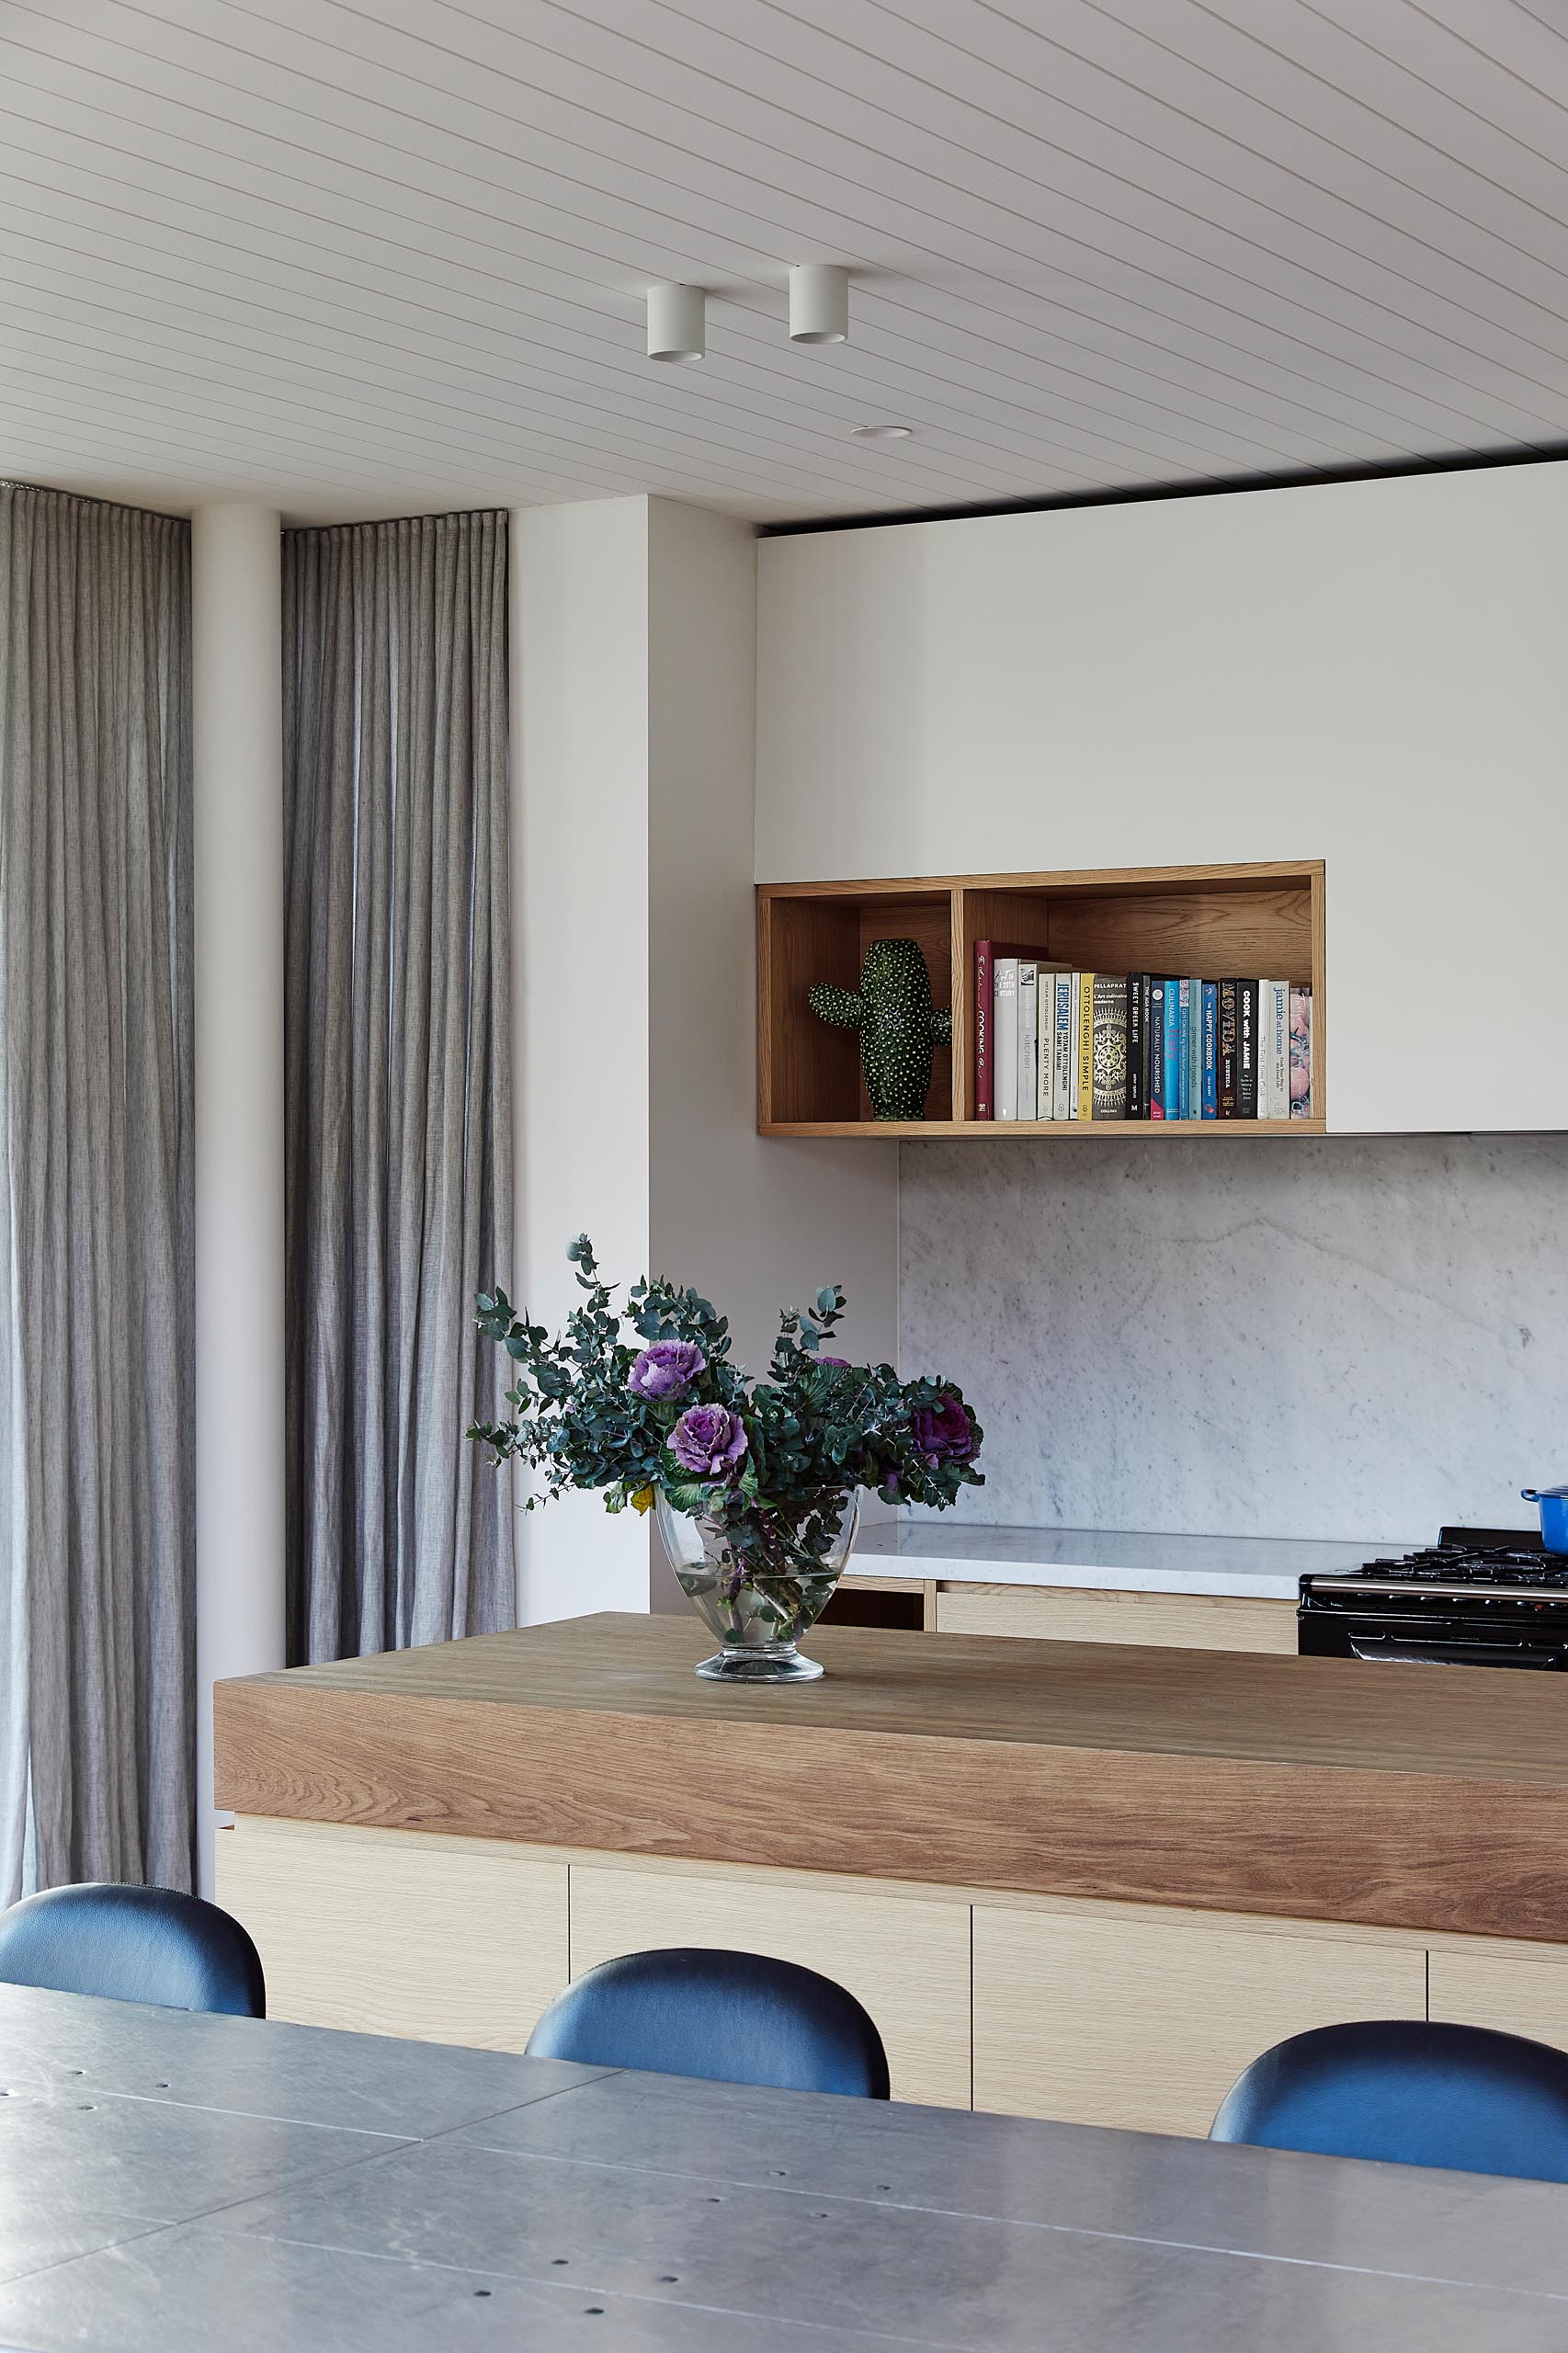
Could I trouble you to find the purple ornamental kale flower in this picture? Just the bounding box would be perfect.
[815,1355,851,1369]
[910,1394,977,1468]
[629,1340,707,1402]
[669,1403,749,1480]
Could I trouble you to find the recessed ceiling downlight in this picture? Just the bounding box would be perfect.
[851,423,914,440]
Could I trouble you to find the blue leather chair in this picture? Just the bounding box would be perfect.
[527,1947,891,2098]
[1211,2018,1568,2183]
[0,1883,266,2018]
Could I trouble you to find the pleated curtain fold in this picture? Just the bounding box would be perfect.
[282,511,514,1664]
[0,483,196,1901]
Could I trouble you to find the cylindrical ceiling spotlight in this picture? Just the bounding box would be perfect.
[790,263,849,345]
[647,281,705,363]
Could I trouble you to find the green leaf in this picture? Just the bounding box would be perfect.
[468,1232,983,1539]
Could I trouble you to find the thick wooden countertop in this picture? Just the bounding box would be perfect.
[214,1611,1568,1943]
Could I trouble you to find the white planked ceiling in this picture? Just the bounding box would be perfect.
[3,0,1568,525]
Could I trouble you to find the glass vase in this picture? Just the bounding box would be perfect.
[653,1491,860,1683]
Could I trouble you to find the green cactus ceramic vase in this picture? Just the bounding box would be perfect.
[809,938,953,1121]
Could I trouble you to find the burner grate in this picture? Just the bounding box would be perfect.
[1351,1546,1568,1589]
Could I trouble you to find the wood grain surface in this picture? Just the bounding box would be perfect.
[756,860,1325,1132]
[213,1613,1568,1943]
[1428,1945,1568,2061]
[216,1818,569,2052]
[934,1582,1298,1654]
[973,1901,1426,2136]
[757,884,957,1124]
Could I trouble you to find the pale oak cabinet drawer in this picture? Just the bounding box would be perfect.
[936,1582,1299,1654]
[1429,1949,1568,2056]
[972,1903,1426,2138]
[217,1817,569,2052]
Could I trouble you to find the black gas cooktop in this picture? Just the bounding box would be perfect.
[1298,1527,1568,1666]
[1341,1544,1568,1591]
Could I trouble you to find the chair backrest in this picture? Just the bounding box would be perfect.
[526,1946,891,2098]
[0,1883,266,2018]
[1211,2018,1568,2183]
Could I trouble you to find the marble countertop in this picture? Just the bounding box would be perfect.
[0,1984,1562,2351]
[853,1519,1426,1598]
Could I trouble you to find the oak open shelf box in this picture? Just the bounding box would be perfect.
[757,862,1325,1138]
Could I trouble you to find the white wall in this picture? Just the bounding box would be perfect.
[648,501,898,1603]
[511,498,654,1624]
[648,500,897,1368]
[757,465,1568,1133]
[512,497,897,1623]
[191,504,286,1895]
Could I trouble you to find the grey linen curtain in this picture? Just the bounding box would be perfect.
[282,512,514,1664]
[0,483,195,1901]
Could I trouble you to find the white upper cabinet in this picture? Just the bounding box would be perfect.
[756,466,1568,1134]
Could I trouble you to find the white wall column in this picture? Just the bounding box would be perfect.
[510,498,653,1624]
[508,494,898,1627]
[644,498,898,1608]
[191,506,286,1893]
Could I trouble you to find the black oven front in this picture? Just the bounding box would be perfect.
[1298,1590,1568,1669]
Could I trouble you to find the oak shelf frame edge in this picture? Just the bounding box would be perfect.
[760,1119,1328,1139]
[757,859,1324,901]
[758,859,1325,1136]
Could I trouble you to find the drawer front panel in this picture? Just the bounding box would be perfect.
[937,1582,1299,1654]
[218,1818,569,2052]
[973,1901,1425,2137]
[1429,1949,1568,2057]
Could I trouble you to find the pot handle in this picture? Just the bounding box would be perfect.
[1522,1489,1543,1504]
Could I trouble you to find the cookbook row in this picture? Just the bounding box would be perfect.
[975,946,1312,1121]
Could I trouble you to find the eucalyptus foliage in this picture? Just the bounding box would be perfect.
[470,1235,983,1573]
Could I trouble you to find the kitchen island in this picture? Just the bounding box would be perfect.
[215,1612,1568,2136]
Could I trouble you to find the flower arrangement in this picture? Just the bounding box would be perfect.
[470,1236,983,1679]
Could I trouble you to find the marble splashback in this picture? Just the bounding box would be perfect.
[898,1135,1568,1546]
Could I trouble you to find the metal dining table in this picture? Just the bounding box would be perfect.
[0,1982,1564,2349]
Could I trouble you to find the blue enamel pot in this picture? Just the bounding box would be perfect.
[1521,1487,1568,1553]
